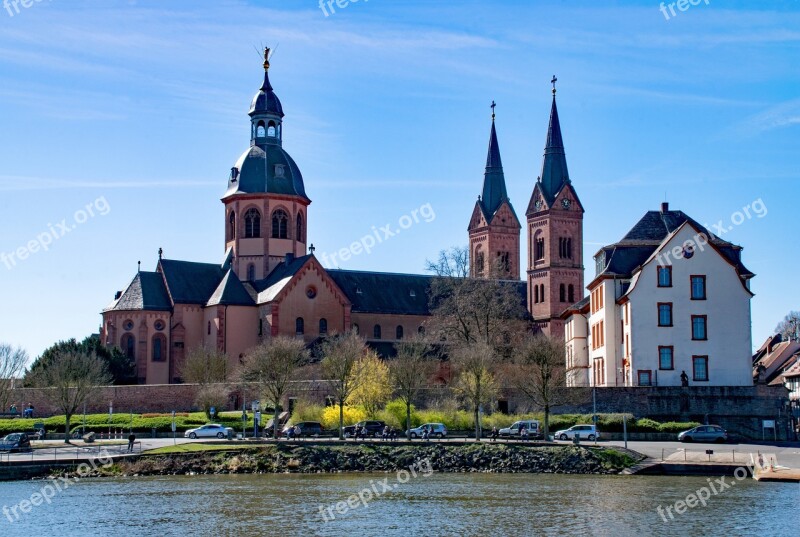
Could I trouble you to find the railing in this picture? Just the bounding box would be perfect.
[0,441,143,465]
[659,447,750,464]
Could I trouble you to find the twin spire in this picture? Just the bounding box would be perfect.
[479,79,569,219]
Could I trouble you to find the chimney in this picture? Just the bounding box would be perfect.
[660,202,669,214]
[285,253,295,264]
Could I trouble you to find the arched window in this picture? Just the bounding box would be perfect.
[534,231,545,261]
[244,208,261,238]
[256,120,266,138]
[373,324,382,340]
[319,318,328,335]
[534,285,539,304]
[267,120,276,137]
[296,214,304,243]
[271,209,289,239]
[121,333,135,360]
[247,264,255,282]
[296,317,304,336]
[475,247,485,276]
[229,211,236,240]
[560,284,566,303]
[567,238,572,259]
[396,325,404,340]
[540,284,545,302]
[152,334,166,362]
[208,321,211,335]
[568,284,575,303]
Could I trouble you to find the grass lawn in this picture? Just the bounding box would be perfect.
[144,443,252,455]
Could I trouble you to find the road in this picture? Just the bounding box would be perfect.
[3,436,799,469]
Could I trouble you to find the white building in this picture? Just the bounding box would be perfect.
[563,203,754,387]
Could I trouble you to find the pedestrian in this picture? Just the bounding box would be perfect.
[422,425,429,441]
[294,425,301,440]
[354,424,361,441]
[382,425,389,441]
[490,427,498,442]
[127,432,136,453]
[9,403,17,415]
[521,426,528,442]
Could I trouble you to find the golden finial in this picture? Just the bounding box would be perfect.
[263,47,271,71]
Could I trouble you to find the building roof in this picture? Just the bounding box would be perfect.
[253,254,312,303]
[224,143,308,200]
[537,95,570,205]
[207,269,256,307]
[249,63,283,118]
[559,295,590,319]
[106,272,172,312]
[158,259,227,305]
[327,269,434,315]
[594,206,754,281]
[479,119,515,221]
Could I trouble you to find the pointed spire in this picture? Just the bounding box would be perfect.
[538,77,569,203]
[480,103,508,218]
[260,47,273,92]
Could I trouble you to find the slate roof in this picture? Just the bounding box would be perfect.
[207,270,256,307]
[479,120,515,221]
[159,259,227,305]
[224,143,308,200]
[560,295,589,318]
[327,270,434,315]
[538,96,570,205]
[594,208,754,280]
[253,254,312,303]
[249,69,284,117]
[107,272,171,312]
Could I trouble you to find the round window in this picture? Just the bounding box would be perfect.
[306,286,317,299]
[123,320,134,331]
[154,320,166,331]
[682,244,695,259]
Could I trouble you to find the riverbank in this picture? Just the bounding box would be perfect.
[50,443,641,478]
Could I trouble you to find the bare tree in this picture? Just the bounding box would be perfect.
[0,344,28,413]
[452,342,500,440]
[389,336,435,438]
[240,336,309,438]
[183,345,229,418]
[512,334,576,438]
[426,246,526,348]
[29,350,111,443]
[321,332,369,439]
[776,311,800,342]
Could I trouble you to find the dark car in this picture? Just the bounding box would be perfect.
[282,421,323,438]
[343,420,386,438]
[0,433,32,453]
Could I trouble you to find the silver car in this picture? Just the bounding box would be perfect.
[678,425,728,443]
[406,423,447,439]
[184,424,233,439]
[554,424,600,441]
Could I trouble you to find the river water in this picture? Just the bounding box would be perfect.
[0,473,797,536]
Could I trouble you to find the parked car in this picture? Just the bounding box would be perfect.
[499,420,542,439]
[554,424,600,441]
[0,433,32,453]
[678,425,728,443]
[343,420,386,438]
[406,423,447,439]
[184,424,233,439]
[282,422,323,438]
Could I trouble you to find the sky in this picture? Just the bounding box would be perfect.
[0,0,798,361]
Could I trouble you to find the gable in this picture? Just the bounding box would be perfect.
[468,201,488,231]
[487,200,521,228]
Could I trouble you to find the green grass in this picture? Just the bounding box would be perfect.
[0,412,254,435]
[590,448,638,469]
[144,443,251,455]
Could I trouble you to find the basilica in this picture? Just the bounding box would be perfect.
[101,48,753,388]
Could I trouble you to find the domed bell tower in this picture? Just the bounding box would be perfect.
[222,47,311,282]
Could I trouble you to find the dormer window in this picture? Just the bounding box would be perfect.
[356,287,362,294]
[409,289,416,297]
[274,164,285,178]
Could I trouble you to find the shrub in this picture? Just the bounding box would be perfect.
[381,399,416,429]
[291,400,324,424]
[320,405,366,430]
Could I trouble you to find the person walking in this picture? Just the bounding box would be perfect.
[490,427,498,442]
[127,432,136,453]
[521,426,529,442]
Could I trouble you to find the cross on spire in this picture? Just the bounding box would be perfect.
[551,75,558,96]
[491,100,496,120]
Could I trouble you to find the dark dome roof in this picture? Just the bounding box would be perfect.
[249,71,284,117]
[225,143,308,200]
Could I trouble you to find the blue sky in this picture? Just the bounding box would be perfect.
[0,0,798,360]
